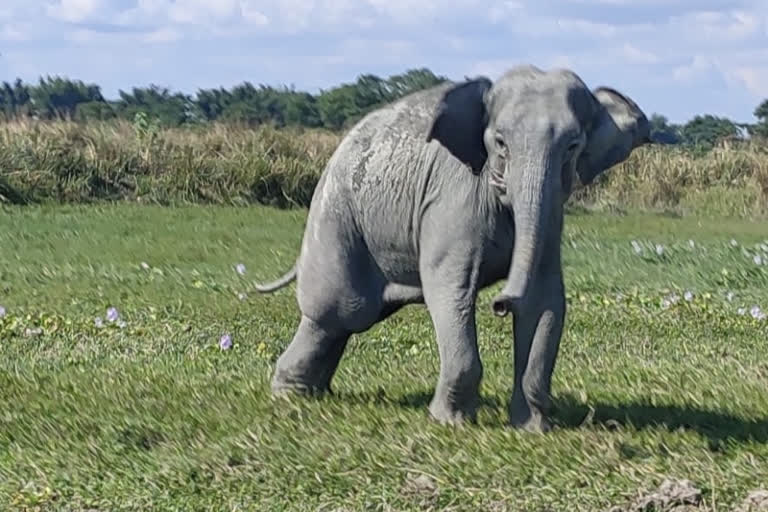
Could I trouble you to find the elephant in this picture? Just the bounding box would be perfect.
[254,64,656,432]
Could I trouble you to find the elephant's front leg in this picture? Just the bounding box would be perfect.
[421,262,483,425]
[508,273,566,433]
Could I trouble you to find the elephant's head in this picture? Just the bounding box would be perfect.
[426,65,653,316]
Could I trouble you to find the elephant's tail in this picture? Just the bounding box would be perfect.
[254,264,297,293]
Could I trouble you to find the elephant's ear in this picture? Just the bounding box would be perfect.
[576,86,651,186]
[426,77,493,174]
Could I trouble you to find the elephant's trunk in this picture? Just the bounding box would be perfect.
[492,154,555,317]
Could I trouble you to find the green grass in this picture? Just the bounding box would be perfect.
[1,204,768,511]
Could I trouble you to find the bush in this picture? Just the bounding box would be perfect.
[1,119,767,218]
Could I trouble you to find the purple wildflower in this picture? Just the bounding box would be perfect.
[219,333,233,350]
[106,307,119,323]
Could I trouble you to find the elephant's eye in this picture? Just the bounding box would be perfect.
[494,133,506,152]
[566,139,581,155]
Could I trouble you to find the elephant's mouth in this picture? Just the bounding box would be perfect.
[489,165,506,193]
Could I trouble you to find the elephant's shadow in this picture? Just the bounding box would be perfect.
[340,390,768,446]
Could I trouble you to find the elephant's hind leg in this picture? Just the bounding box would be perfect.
[271,230,388,396]
[271,315,351,396]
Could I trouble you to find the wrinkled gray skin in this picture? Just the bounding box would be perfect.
[256,65,654,432]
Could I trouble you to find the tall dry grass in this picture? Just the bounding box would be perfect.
[1,119,767,217]
[574,140,768,217]
[0,120,338,207]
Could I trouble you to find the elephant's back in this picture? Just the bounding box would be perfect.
[318,83,457,283]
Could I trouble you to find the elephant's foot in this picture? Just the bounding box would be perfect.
[270,372,331,398]
[508,391,553,433]
[428,382,480,425]
[269,315,350,399]
[428,398,477,425]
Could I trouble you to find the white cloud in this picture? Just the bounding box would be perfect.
[142,27,182,43]
[673,55,715,83]
[1,0,767,122]
[46,0,103,23]
[240,1,268,26]
[0,23,29,41]
[621,43,659,64]
[731,66,768,97]
[670,9,764,42]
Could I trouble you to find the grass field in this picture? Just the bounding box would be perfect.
[1,203,768,511]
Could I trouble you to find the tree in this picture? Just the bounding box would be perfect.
[753,98,768,138]
[679,115,739,147]
[316,84,360,130]
[76,101,116,121]
[114,85,196,126]
[0,79,32,119]
[30,76,105,120]
[386,68,447,98]
[648,113,681,144]
[0,67,461,130]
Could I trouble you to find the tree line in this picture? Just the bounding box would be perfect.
[1,68,767,147]
[0,69,446,131]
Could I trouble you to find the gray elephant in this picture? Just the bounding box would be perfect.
[255,64,654,432]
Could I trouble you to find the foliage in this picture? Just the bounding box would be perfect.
[753,98,768,138]
[677,114,741,148]
[648,113,681,144]
[0,68,446,131]
[2,66,768,153]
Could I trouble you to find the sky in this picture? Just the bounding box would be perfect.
[1,1,768,124]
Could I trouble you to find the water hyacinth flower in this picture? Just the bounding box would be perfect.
[0,305,6,318]
[106,307,119,323]
[235,263,246,275]
[631,240,642,254]
[655,244,665,256]
[751,306,767,321]
[219,333,233,350]
[94,317,104,328]
[684,291,694,302]
[737,308,747,316]
[726,292,735,302]
[754,254,764,266]
[117,320,127,329]
[661,293,680,309]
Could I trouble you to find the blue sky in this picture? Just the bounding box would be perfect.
[1,0,767,123]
